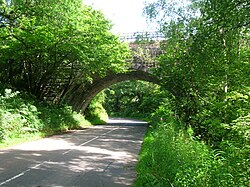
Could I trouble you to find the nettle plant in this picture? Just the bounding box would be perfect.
[0,88,42,140]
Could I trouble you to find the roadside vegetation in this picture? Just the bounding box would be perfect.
[104,81,165,119]
[104,0,249,186]
[133,97,249,187]
[0,84,92,148]
[85,92,109,125]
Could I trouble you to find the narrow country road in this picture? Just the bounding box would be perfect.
[0,118,148,187]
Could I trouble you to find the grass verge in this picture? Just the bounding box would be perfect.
[0,88,93,149]
[133,120,249,187]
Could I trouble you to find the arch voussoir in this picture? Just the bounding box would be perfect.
[67,70,160,113]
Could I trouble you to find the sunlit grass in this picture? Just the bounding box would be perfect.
[0,88,94,149]
[0,119,93,149]
[134,120,249,187]
[0,132,46,149]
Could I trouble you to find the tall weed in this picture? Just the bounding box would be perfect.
[134,102,249,187]
[0,87,91,142]
[85,92,108,124]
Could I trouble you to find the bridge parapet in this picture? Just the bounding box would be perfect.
[119,31,165,42]
[120,32,165,71]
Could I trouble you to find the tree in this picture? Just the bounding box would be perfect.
[141,1,250,185]
[144,0,250,141]
[104,80,168,118]
[0,0,130,103]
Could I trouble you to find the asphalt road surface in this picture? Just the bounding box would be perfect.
[0,118,148,187]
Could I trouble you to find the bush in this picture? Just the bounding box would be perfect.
[134,102,250,187]
[0,88,42,140]
[134,120,213,186]
[85,92,108,124]
[0,87,91,142]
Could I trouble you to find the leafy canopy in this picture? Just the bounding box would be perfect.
[0,0,130,99]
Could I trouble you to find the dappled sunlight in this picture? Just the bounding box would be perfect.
[0,122,147,186]
[10,138,75,152]
[76,146,133,160]
[108,118,148,124]
[99,138,143,144]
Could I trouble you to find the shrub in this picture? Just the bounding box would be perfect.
[134,102,249,187]
[85,92,108,124]
[0,86,91,142]
[0,88,42,140]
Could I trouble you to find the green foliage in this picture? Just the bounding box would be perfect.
[134,101,249,187]
[0,88,42,140]
[144,0,250,144]
[0,0,130,101]
[104,80,169,119]
[37,103,89,133]
[85,92,108,124]
[134,1,250,185]
[0,86,91,142]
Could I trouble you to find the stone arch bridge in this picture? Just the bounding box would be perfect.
[45,32,165,113]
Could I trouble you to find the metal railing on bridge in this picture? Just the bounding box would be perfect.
[118,32,166,71]
[119,31,165,42]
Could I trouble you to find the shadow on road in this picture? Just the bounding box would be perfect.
[0,118,148,187]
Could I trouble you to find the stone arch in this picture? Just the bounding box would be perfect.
[70,70,160,113]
